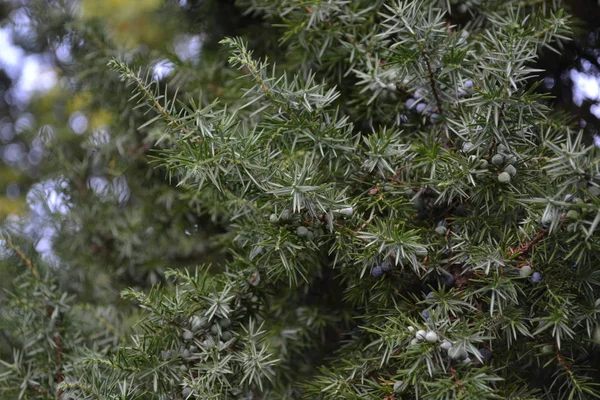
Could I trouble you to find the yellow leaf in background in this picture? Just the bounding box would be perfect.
[80,0,162,19]
[89,109,113,129]
[0,197,26,217]
[67,91,92,114]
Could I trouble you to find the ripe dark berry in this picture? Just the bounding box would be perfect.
[381,261,391,272]
[454,204,467,216]
[422,309,430,320]
[182,387,193,398]
[531,272,542,283]
[371,266,384,278]
[440,273,455,289]
[479,348,493,363]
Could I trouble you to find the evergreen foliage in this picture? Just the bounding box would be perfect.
[2,0,600,399]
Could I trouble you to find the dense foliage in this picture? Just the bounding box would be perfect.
[2,0,600,399]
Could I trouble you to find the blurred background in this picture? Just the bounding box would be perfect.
[0,0,599,276]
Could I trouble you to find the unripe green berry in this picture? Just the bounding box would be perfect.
[498,172,511,183]
[479,159,488,168]
[210,324,219,336]
[410,338,419,346]
[182,330,194,341]
[519,265,532,277]
[219,318,231,329]
[497,144,508,154]
[449,346,468,360]
[592,325,600,344]
[393,380,405,393]
[435,226,447,235]
[338,207,354,216]
[504,164,517,177]
[222,331,233,341]
[491,154,504,166]
[425,331,438,343]
[296,226,309,237]
[440,340,452,351]
[462,141,475,152]
[269,214,278,223]
[416,330,427,341]
[281,210,291,221]
[566,210,580,219]
[541,344,554,354]
[190,316,204,332]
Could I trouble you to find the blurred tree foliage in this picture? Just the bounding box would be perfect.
[1,0,600,399]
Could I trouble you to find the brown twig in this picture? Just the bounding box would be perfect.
[422,51,444,116]
[449,366,464,392]
[554,343,573,377]
[510,229,548,257]
[54,332,63,399]
[0,234,39,280]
